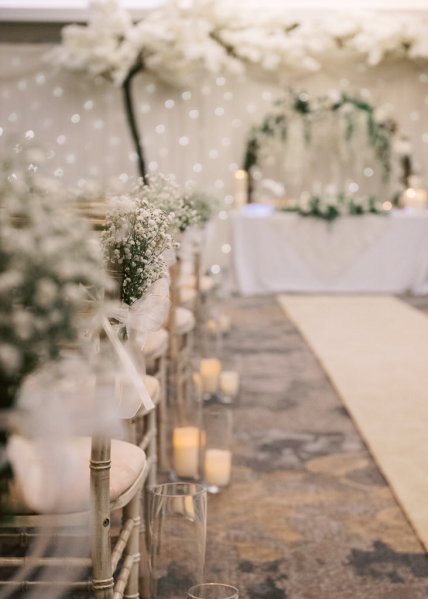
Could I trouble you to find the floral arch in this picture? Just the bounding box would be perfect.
[242,89,413,206]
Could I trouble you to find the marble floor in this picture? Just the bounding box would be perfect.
[3,294,428,599]
[204,295,428,599]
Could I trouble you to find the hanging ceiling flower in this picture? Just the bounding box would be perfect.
[51,0,428,88]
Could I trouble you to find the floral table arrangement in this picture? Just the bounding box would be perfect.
[278,192,388,223]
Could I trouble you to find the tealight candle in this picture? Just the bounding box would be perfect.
[220,371,240,398]
[234,170,248,208]
[172,426,200,479]
[200,358,221,395]
[219,313,231,333]
[204,448,232,488]
[206,319,220,333]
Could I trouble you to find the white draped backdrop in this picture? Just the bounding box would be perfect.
[1,39,428,269]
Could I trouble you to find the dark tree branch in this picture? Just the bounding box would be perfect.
[122,58,147,182]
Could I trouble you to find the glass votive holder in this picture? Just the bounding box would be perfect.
[202,405,233,494]
[149,482,207,599]
[187,583,239,599]
[199,357,222,401]
[202,314,223,360]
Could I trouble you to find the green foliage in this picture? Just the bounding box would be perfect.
[280,192,386,222]
[187,191,219,225]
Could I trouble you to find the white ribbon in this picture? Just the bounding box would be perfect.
[109,277,171,351]
[102,316,154,416]
[77,278,171,416]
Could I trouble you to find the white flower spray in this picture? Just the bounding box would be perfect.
[103,180,176,306]
[0,145,111,401]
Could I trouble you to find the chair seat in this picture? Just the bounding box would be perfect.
[7,435,146,515]
[143,328,169,360]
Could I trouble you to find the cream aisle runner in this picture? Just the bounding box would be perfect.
[277,295,428,551]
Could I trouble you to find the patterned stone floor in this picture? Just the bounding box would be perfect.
[204,295,428,599]
[3,295,428,599]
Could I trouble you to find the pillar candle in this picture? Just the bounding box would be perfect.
[401,187,427,210]
[172,426,200,478]
[219,313,231,333]
[220,371,240,397]
[206,319,220,333]
[204,449,232,487]
[234,170,248,208]
[200,358,221,394]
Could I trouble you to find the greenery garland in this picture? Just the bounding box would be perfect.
[279,192,387,223]
[243,90,408,202]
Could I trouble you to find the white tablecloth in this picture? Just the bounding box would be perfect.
[232,206,428,295]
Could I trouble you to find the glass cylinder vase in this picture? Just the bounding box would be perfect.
[203,405,233,494]
[149,482,207,599]
[171,377,203,481]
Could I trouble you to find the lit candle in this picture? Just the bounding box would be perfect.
[234,169,248,208]
[220,371,240,397]
[200,358,221,394]
[192,371,203,398]
[172,426,200,479]
[204,449,232,487]
[401,187,428,210]
[206,319,219,333]
[219,313,231,333]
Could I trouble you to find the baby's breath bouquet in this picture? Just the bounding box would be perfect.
[187,191,219,225]
[0,147,112,511]
[103,188,174,306]
[0,148,110,408]
[139,174,200,235]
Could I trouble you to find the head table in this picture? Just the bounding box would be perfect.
[231,205,428,296]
